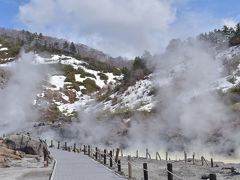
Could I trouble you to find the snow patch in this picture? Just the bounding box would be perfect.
[49,76,66,90]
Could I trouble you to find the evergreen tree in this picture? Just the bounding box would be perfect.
[70,42,76,54]
[222,25,229,35]
[63,41,69,49]
[235,23,240,36]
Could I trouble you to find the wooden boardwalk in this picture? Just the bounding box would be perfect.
[50,149,126,180]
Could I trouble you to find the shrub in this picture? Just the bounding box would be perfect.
[65,71,75,82]
[97,93,111,102]
[69,82,80,91]
[230,86,240,94]
[83,78,100,93]
[81,89,87,95]
[98,73,108,81]
[77,68,96,79]
[112,68,122,76]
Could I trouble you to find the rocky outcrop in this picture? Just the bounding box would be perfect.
[4,134,50,157]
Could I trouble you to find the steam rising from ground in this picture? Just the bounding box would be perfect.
[128,39,240,157]
[40,39,240,158]
[0,52,48,134]
[128,39,238,155]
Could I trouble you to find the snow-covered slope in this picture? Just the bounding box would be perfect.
[216,45,240,92]
[2,44,240,120]
[102,76,155,113]
[0,43,14,63]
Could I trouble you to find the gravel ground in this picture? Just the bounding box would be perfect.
[117,156,240,180]
[0,157,53,180]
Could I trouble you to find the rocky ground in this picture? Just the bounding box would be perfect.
[119,156,240,180]
[0,133,54,180]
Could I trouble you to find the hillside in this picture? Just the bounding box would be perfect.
[1,26,240,156]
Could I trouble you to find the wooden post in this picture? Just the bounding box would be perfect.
[57,141,60,149]
[184,151,187,163]
[99,149,102,161]
[166,152,168,162]
[83,145,86,155]
[136,150,138,158]
[95,147,98,160]
[64,142,67,151]
[167,163,173,180]
[156,152,161,160]
[128,156,132,179]
[143,163,148,180]
[50,140,53,148]
[117,160,121,172]
[115,148,120,163]
[104,149,107,165]
[110,151,113,168]
[146,148,148,159]
[209,174,217,180]
[211,158,213,168]
[91,146,93,156]
[193,153,195,165]
[88,145,90,156]
[73,143,76,152]
[201,156,204,166]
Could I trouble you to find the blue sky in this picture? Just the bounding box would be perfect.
[0,0,240,56]
[0,0,26,28]
[1,0,239,30]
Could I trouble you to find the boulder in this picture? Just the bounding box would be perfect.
[4,134,50,157]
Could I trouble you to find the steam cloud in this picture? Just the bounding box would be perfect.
[0,51,48,135]
[39,39,240,159]
[18,0,176,57]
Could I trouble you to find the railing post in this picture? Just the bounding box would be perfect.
[210,174,217,180]
[50,140,53,147]
[73,143,76,152]
[110,150,113,168]
[156,152,161,160]
[167,163,173,180]
[128,155,132,179]
[57,141,60,149]
[88,145,90,156]
[118,160,121,172]
[211,158,213,168]
[166,152,168,161]
[115,148,120,163]
[193,153,195,165]
[95,147,98,160]
[104,149,107,165]
[146,148,148,159]
[64,142,67,151]
[143,163,148,180]
[83,145,86,155]
[184,151,187,163]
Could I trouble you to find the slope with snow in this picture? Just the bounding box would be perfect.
[101,76,156,113]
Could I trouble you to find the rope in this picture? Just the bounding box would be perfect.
[166,168,187,180]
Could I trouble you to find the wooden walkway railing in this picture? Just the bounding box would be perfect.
[46,140,218,180]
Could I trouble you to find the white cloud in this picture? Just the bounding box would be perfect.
[222,18,237,28]
[18,0,176,57]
